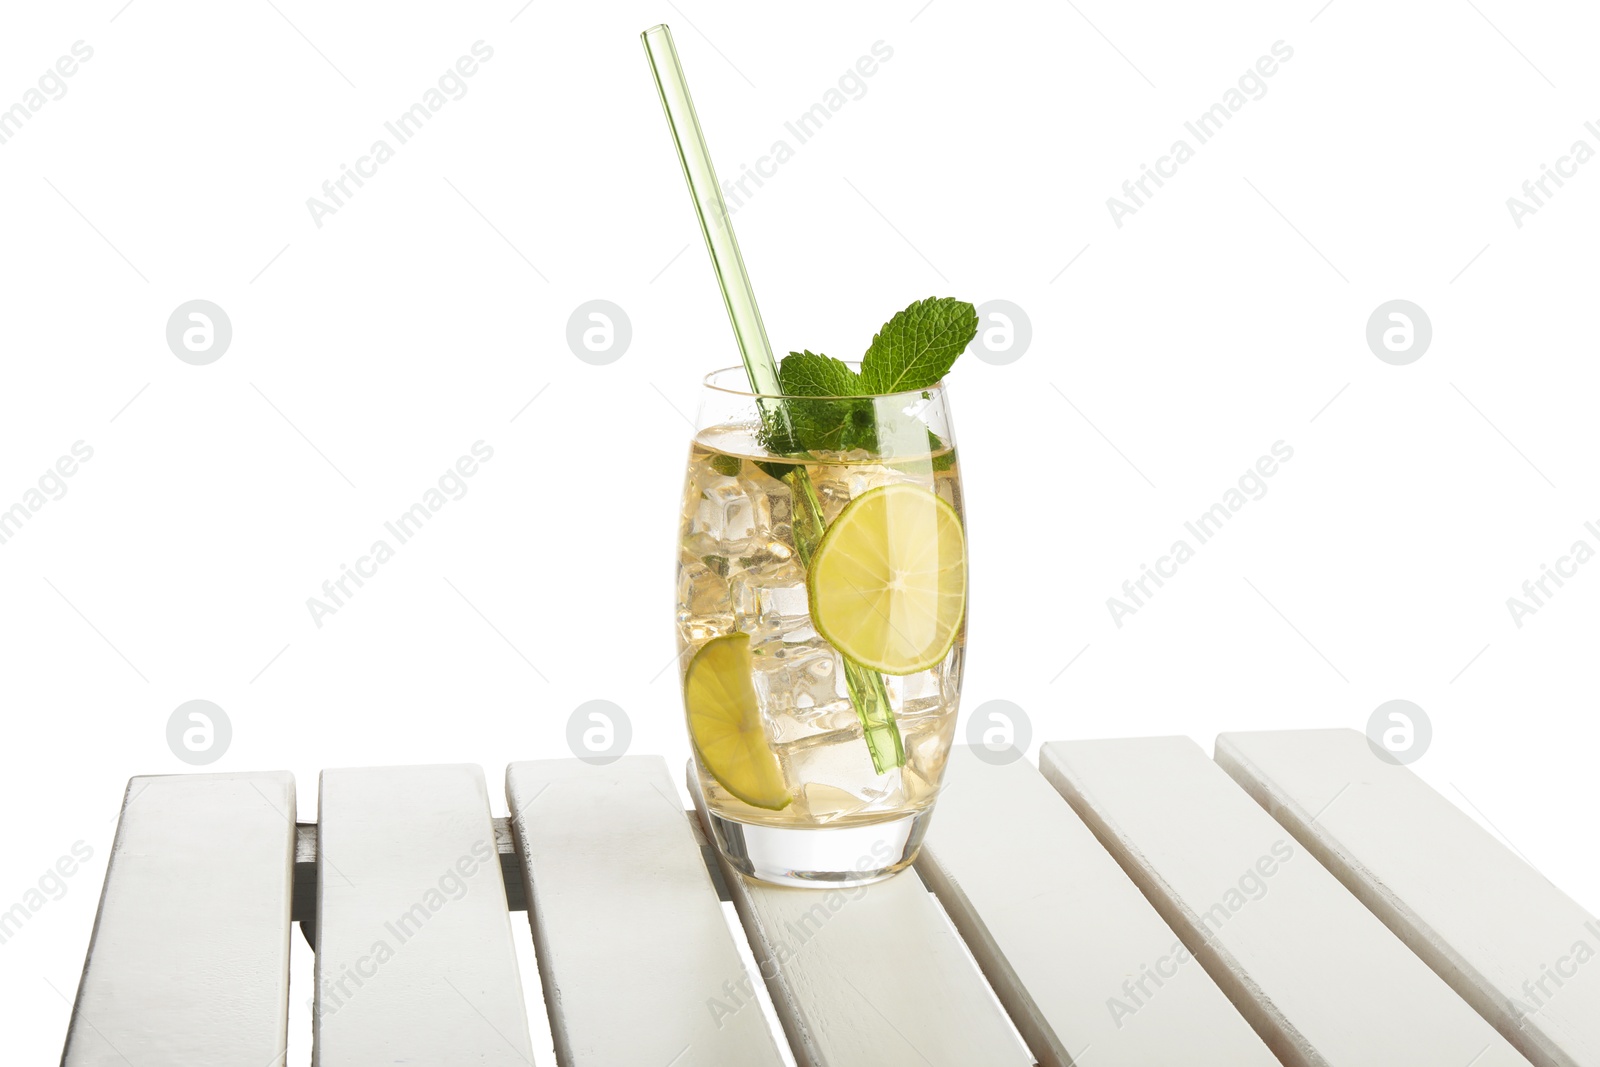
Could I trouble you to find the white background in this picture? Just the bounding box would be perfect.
[2,0,1596,1062]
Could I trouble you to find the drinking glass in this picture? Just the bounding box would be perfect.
[676,368,966,886]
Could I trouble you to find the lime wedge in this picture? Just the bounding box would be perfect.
[684,633,791,810]
[808,483,966,675]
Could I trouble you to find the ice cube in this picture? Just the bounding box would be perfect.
[727,540,800,584]
[779,734,905,822]
[751,642,849,732]
[891,666,945,713]
[760,480,793,526]
[793,783,872,823]
[898,707,956,791]
[812,476,853,525]
[730,571,813,645]
[694,477,769,551]
[757,580,809,624]
[676,558,731,641]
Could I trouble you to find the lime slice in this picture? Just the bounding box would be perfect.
[808,483,966,675]
[684,633,791,810]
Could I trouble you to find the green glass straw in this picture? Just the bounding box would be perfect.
[642,25,904,773]
[641,26,783,404]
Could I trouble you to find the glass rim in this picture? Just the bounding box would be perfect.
[701,365,948,402]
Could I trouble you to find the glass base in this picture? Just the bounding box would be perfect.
[703,805,934,888]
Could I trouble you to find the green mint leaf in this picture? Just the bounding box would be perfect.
[858,297,978,395]
[779,350,860,397]
[769,351,878,454]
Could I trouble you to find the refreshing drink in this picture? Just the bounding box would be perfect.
[643,23,976,886]
[676,371,967,886]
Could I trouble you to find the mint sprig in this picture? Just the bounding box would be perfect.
[766,297,977,455]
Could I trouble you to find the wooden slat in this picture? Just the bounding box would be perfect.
[314,764,534,1066]
[1217,728,1600,1067]
[916,747,1278,1066]
[1040,737,1534,1067]
[295,816,527,930]
[62,771,296,1067]
[690,763,1033,1067]
[506,757,785,1066]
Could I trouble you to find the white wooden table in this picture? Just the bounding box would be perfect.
[60,731,1597,1066]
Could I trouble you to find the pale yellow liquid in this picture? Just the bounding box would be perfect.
[677,424,965,828]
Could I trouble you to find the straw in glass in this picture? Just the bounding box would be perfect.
[642,24,904,773]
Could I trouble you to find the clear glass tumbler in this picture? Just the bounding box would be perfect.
[676,368,967,886]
